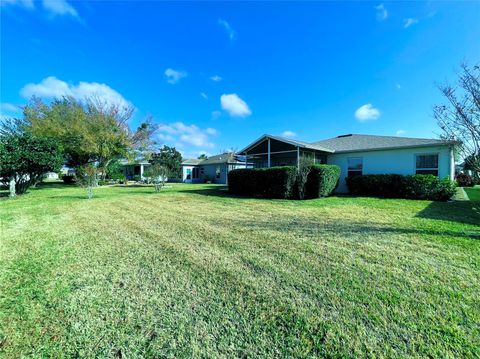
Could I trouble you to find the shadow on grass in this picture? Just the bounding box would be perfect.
[177,185,240,198]
[241,217,480,241]
[416,201,480,226]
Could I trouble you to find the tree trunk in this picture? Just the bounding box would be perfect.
[9,176,16,198]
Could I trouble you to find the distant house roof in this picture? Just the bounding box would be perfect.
[311,134,457,153]
[182,152,247,166]
[239,133,457,155]
[182,159,203,165]
[119,158,150,166]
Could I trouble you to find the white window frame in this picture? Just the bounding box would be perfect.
[414,153,439,176]
[347,157,363,177]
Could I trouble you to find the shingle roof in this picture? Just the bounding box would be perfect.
[182,159,203,165]
[310,134,456,153]
[182,153,246,166]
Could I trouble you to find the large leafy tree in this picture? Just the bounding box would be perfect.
[434,63,480,176]
[22,97,156,170]
[0,133,63,196]
[149,145,183,178]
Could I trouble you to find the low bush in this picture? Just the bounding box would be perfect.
[305,165,341,198]
[347,174,456,201]
[229,166,296,199]
[456,173,474,187]
[346,174,405,198]
[229,165,339,199]
[62,175,75,184]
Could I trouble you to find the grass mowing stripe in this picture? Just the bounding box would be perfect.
[1,183,479,357]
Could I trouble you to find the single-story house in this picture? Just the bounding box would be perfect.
[119,159,151,180]
[182,153,250,184]
[238,134,457,193]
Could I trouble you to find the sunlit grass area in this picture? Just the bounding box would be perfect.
[1,182,479,357]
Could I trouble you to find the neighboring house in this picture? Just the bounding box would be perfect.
[119,159,151,180]
[182,153,250,184]
[238,134,457,193]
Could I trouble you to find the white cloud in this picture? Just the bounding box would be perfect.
[375,3,388,21]
[42,0,78,17]
[20,76,132,109]
[200,92,208,99]
[396,130,406,136]
[1,0,34,9]
[205,127,217,135]
[2,0,79,18]
[220,93,251,118]
[218,19,235,40]
[210,75,222,82]
[0,103,21,113]
[165,68,187,84]
[280,130,297,138]
[211,110,221,120]
[404,18,419,28]
[157,122,217,148]
[157,133,175,142]
[354,104,381,122]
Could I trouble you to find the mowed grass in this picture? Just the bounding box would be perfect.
[465,185,480,203]
[0,183,479,358]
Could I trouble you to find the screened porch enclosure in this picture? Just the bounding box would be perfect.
[240,137,328,168]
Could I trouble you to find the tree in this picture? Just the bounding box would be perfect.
[197,153,208,160]
[149,145,182,178]
[105,159,125,182]
[144,163,169,192]
[76,164,98,199]
[296,155,314,200]
[434,63,480,177]
[22,97,157,171]
[0,133,63,196]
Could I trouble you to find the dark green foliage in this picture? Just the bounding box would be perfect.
[346,174,406,198]
[149,145,182,178]
[105,160,124,181]
[347,174,457,201]
[260,167,297,198]
[0,133,63,194]
[456,173,474,187]
[229,167,297,199]
[305,165,341,198]
[230,165,340,199]
[62,175,76,184]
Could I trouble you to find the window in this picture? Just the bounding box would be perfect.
[347,157,363,177]
[415,154,438,176]
[192,167,199,179]
[216,165,221,179]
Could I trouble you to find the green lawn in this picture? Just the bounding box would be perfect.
[465,185,480,203]
[1,183,479,358]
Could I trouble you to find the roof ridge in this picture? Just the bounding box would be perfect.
[311,133,445,143]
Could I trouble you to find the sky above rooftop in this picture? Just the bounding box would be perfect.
[1,0,479,158]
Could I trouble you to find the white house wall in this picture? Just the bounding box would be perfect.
[327,146,454,193]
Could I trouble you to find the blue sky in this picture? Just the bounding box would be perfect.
[1,1,479,158]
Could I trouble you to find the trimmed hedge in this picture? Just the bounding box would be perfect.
[229,166,296,199]
[346,174,456,201]
[305,165,341,198]
[228,164,340,199]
